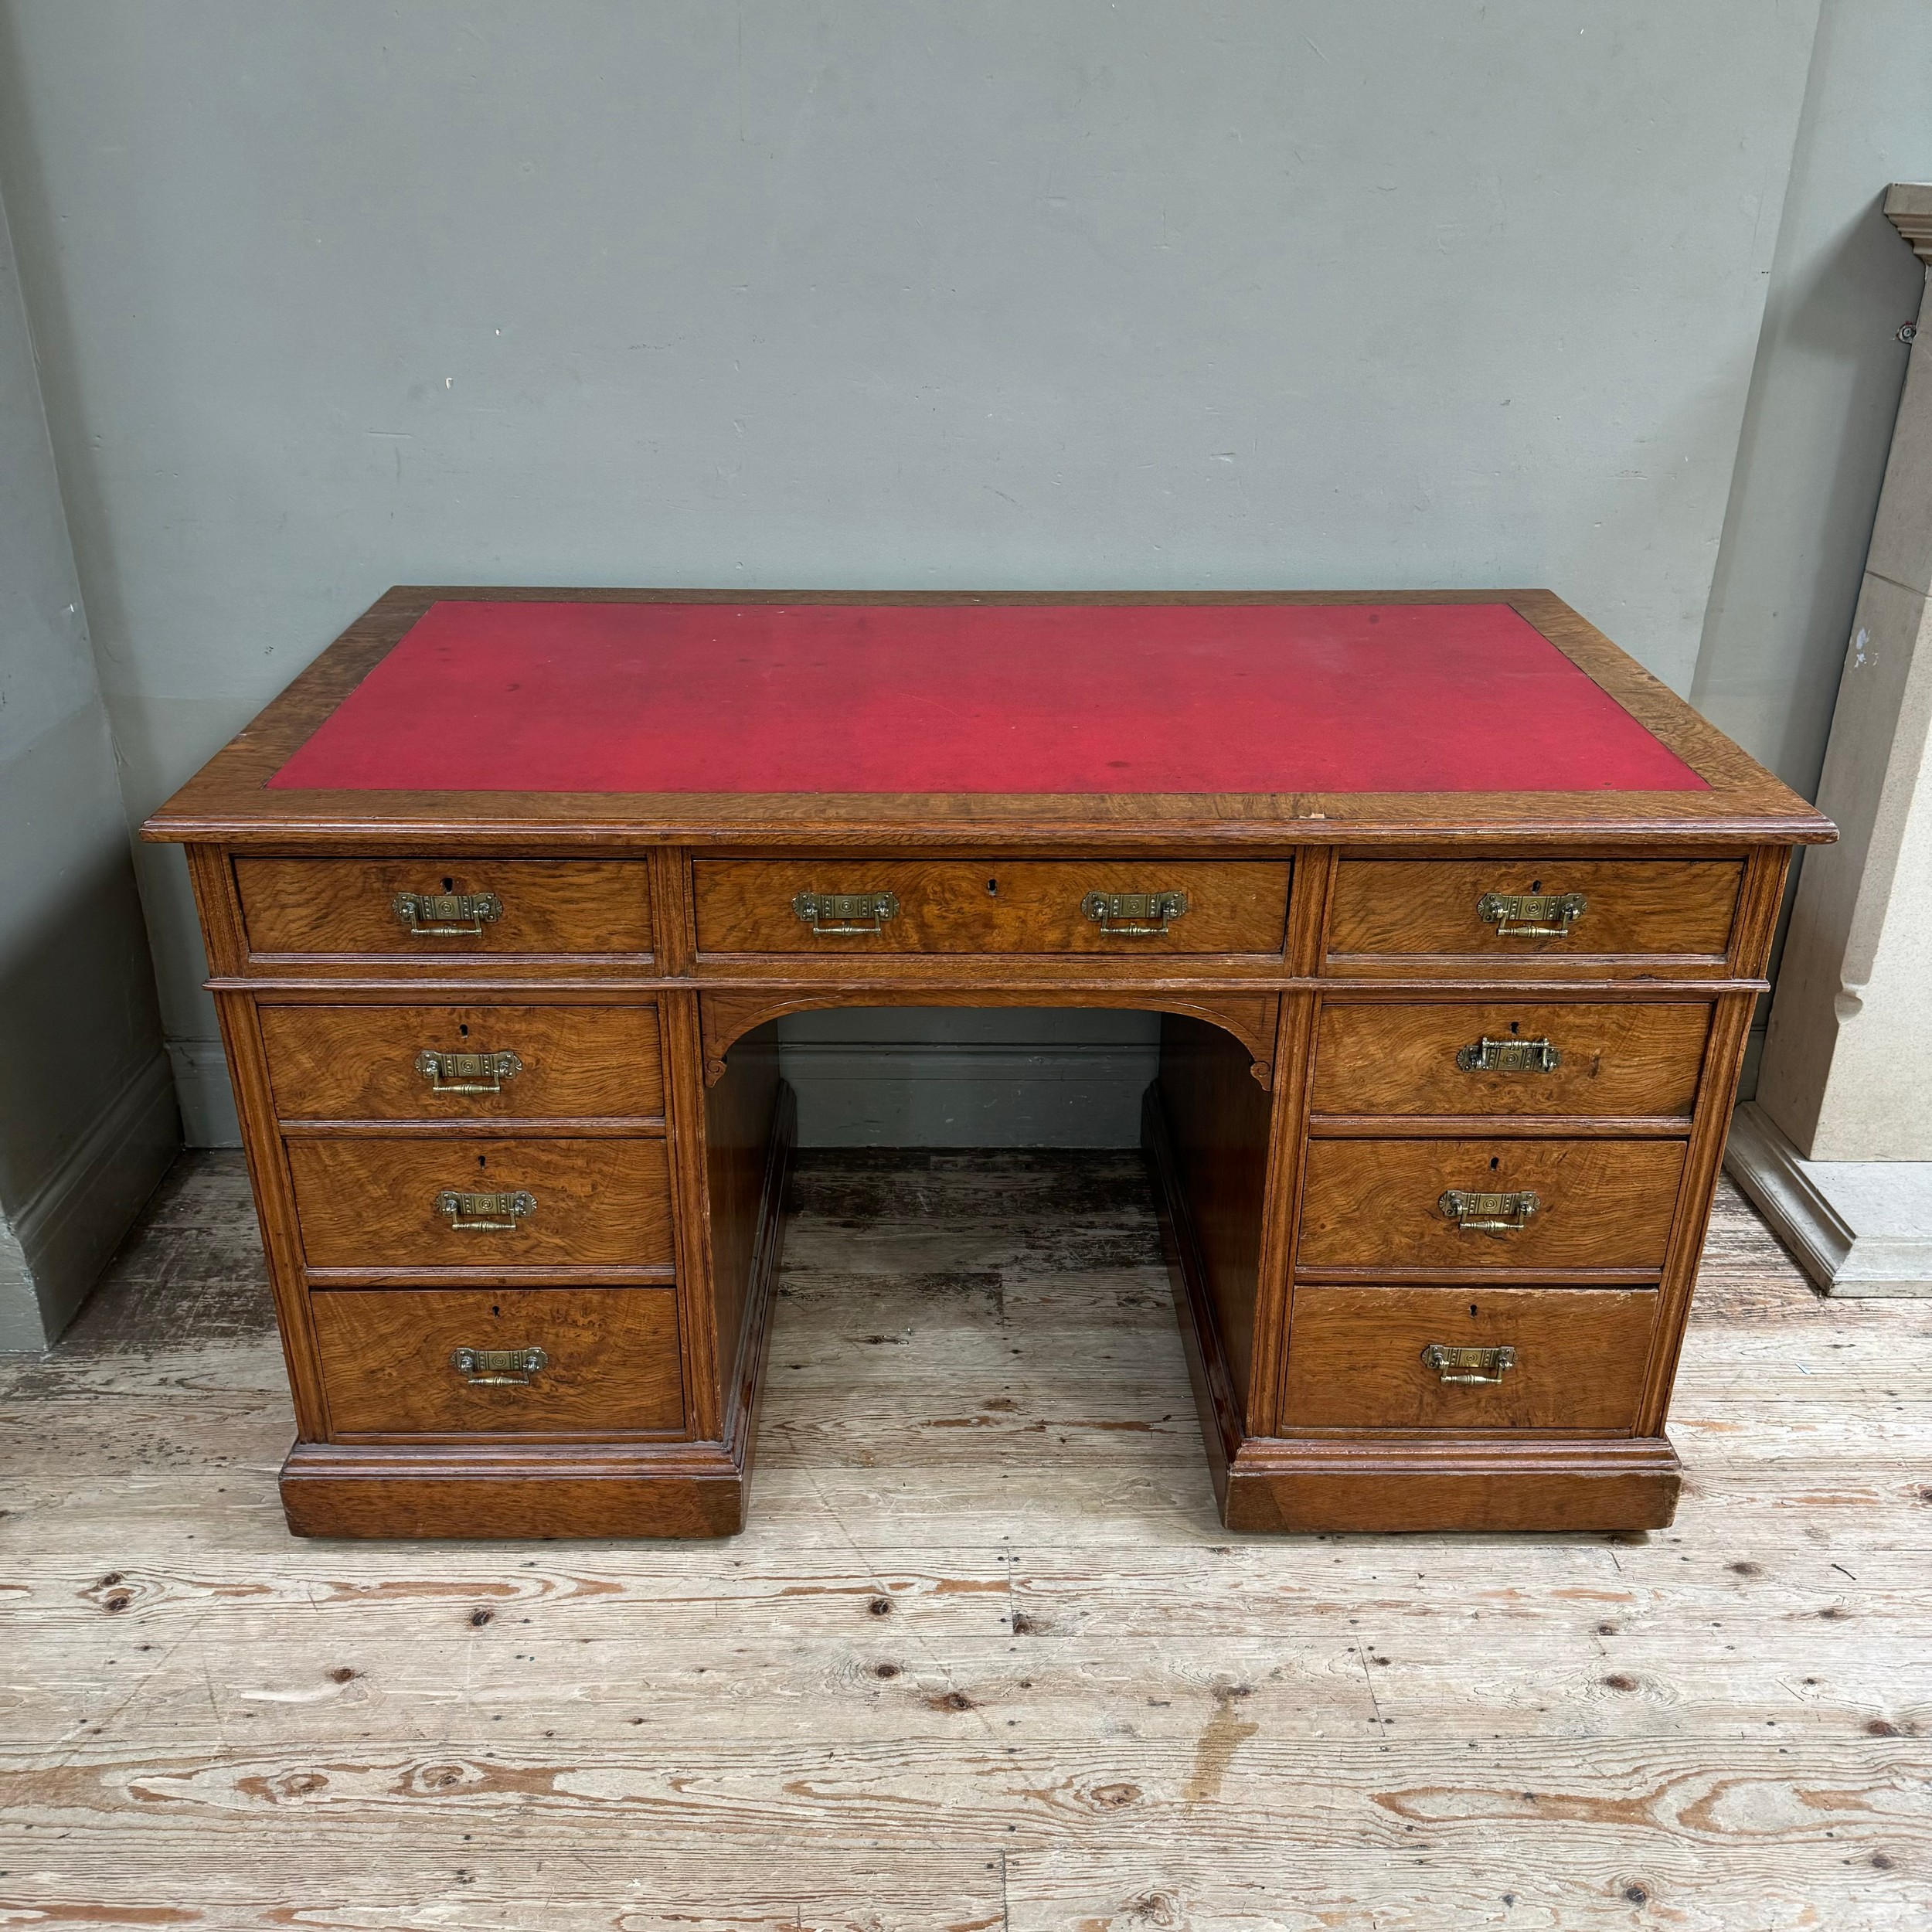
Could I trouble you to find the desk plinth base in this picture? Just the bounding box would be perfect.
[1214,1436,1682,1536]
[279,1440,751,1539]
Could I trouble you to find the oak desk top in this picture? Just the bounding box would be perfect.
[145,587,1832,851]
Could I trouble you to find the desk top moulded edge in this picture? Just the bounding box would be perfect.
[140,587,1836,852]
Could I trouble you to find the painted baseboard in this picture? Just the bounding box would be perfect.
[1724,1101,1932,1298]
[168,1039,243,1148]
[1738,1023,1765,1103]
[781,1039,1159,1148]
[0,1049,180,1349]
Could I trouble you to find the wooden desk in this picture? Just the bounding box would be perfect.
[145,589,1832,1539]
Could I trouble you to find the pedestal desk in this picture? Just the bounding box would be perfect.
[145,589,1833,1539]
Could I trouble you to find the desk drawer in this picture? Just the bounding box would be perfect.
[263,1005,663,1122]
[1310,1002,1711,1121]
[1298,1138,1685,1274]
[287,1138,673,1270]
[692,859,1291,955]
[236,859,653,957]
[1282,1284,1655,1430]
[1327,859,1740,968]
[312,1286,683,1437]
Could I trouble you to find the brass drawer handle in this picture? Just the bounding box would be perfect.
[451,1345,548,1386]
[1081,889,1189,936]
[1477,890,1586,938]
[434,1188,536,1232]
[415,1049,524,1095]
[1439,1188,1539,1233]
[1456,1036,1560,1075]
[394,890,503,937]
[1422,1343,1515,1385]
[793,891,900,935]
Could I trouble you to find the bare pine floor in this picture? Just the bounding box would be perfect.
[2,1148,1929,1930]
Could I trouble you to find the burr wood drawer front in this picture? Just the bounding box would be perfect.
[261,1004,665,1122]
[1325,859,1742,970]
[234,858,655,957]
[1296,1138,1688,1275]
[285,1137,674,1270]
[311,1286,684,1437]
[1281,1284,1658,1431]
[1308,1001,1713,1121]
[690,859,1292,955]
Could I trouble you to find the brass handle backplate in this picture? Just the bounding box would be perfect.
[1456,1036,1560,1075]
[394,890,503,937]
[415,1049,524,1095]
[793,891,900,935]
[1422,1343,1516,1385]
[1439,1188,1539,1233]
[451,1345,548,1386]
[1477,890,1587,938]
[435,1188,536,1232]
[1081,889,1189,936]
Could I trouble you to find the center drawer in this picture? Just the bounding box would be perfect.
[261,1005,664,1122]
[311,1286,683,1437]
[286,1138,673,1270]
[1297,1138,1686,1274]
[692,859,1291,955]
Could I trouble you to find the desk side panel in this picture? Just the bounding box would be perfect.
[184,847,332,1440]
[704,1020,781,1437]
[1155,1015,1272,1422]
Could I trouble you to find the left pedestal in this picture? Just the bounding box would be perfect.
[182,845,784,1540]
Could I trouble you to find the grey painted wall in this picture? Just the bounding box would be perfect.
[0,184,175,1347]
[0,1,1825,1148]
[1695,0,1932,794]
[1688,0,1932,1096]
[779,1008,1159,1149]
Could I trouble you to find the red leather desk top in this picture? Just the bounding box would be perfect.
[267,600,1707,796]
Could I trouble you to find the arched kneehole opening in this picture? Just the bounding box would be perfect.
[702,1003,1272,1492]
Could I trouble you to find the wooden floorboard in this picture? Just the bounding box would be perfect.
[1,1149,1928,1929]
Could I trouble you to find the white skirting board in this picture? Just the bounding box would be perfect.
[781,1039,1160,1148]
[168,1039,243,1148]
[1724,1101,1932,1298]
[0,1049,180,1349]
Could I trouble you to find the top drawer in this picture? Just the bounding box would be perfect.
[692,860,1291,956]
[1327,859,1740,972]
[235,859,654,959]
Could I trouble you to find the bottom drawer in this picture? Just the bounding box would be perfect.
[1282,1285,1656,1430]
[312,1287,683,1438]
